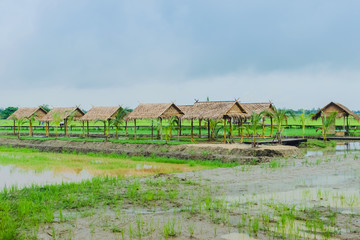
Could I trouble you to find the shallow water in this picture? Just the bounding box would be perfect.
[305,141,360,157]
[0,164,93,190]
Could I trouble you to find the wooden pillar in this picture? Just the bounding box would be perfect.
[240,119,243,143]
[229,118,233,140]
[46,122,49,137]
[64,119,68,137]
[207,119,210,141]
[270,117,273,137]
[191,119,194,142]
[29,120,33,136]
[224,118,227,143]
[199,119,202,138]
[160,118,163,141]
[108,119,111,138]
[346,116,349,135]
[125,121,128,136]
[134,119,137,140]
[262,117,265,138]
[179,119,182,136]
[13,120,16,135]
[151,120,154,140]
[82,121,85,137]
[86,121,89,137]
[103,121,106,136]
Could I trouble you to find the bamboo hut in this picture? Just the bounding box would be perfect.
[182,101,247,142]
[241,102,275,138]
[7,107,48,136]
[125,103,184,140]
[312,102,360,136]
[80,106,122,138]
[41,107,85,137]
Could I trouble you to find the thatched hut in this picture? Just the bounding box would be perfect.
[312,102,360,135]
[182,101,247,142]
[125,103,184,140]
[80,106,122,137]
[7,107,48,136]
[241,102,275,138]
[41,107,85,136]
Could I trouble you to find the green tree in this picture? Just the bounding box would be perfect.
[299,109,312,139]
[319,111,337,141]
[266,106,295,144]
[111,107,131,139]
[164,116,180,141]
[249,112,264,147]
[52,112,63,139]
[1,107,18,119]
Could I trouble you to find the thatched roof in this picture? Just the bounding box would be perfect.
[7,107,48,120]
[312,102,360,121]
[81,106,121,121]
[125,103,184,120]
[41,107,85,122]
[178,105,193,115]
[182,101,247,120]
[241,102,274,115]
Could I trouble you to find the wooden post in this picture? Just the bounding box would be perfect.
[199,119,202,138]
[160,118,163,141]
[29,120,32,136]
[270,117,273,137]
[151,120,154,140]
[240,119,243,143]
[191,119,194,142]
[134,119,137,140]
[87,121,89,137]
[179,119,182,136]
[262,117,265,138]
[82,121,85,137]
[46,122,49,137]
[13,120,16,135]
[103,121,106,136]
[108,119,111,138]
[64,119,68,137]
[207,119,210,141]
[229,118,232,140]
[224,118,227,143]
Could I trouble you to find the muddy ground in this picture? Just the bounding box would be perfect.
[34,150,360,240]
[0,138,301,163]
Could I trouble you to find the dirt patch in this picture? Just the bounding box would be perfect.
[0,138,302,163]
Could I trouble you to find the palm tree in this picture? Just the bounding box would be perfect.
[111,107,130,139]
[299,109,311,139]
[52,112,63,139]
[209,119,223,140]
[164,116,180,142]
[14,117,27,139]
[64,111,76,137]
[249,112,263,147]
[319,111,337,141]
[266,106,295,144]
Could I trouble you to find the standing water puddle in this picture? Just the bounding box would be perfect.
[306,141,360,157]
[0,164,93,190]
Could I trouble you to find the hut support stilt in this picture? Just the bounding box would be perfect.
[240,119,243,143]
[191,119,194,142]
[199,119,202,138]
[107,119,111,139]
[125,121,128,137]
[103,121,106,136]
[160,118,163,141]
[262,117,265,138]
[134,120,137,140]
[64,119,68,137]
[87,121,89,137]
[270,117,273,137]
[13,120,16,135]
[151,120,154,140]
[224,118,227,143]
[46,122,49,137]
[29,120,33,136]
[82,121,85,137]
[229,118,232,140]
[207,119,210,141]
[179,119,182,136]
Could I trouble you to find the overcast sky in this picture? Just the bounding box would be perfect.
[1,1,360,110]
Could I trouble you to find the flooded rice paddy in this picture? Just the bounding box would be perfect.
[2,143,360,239]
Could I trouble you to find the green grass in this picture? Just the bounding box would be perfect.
[299,139,337,148]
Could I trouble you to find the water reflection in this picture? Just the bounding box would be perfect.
[305,141,360,157]
[0,165,93,190]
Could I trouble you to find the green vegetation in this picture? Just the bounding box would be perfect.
[300,139,337,148]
